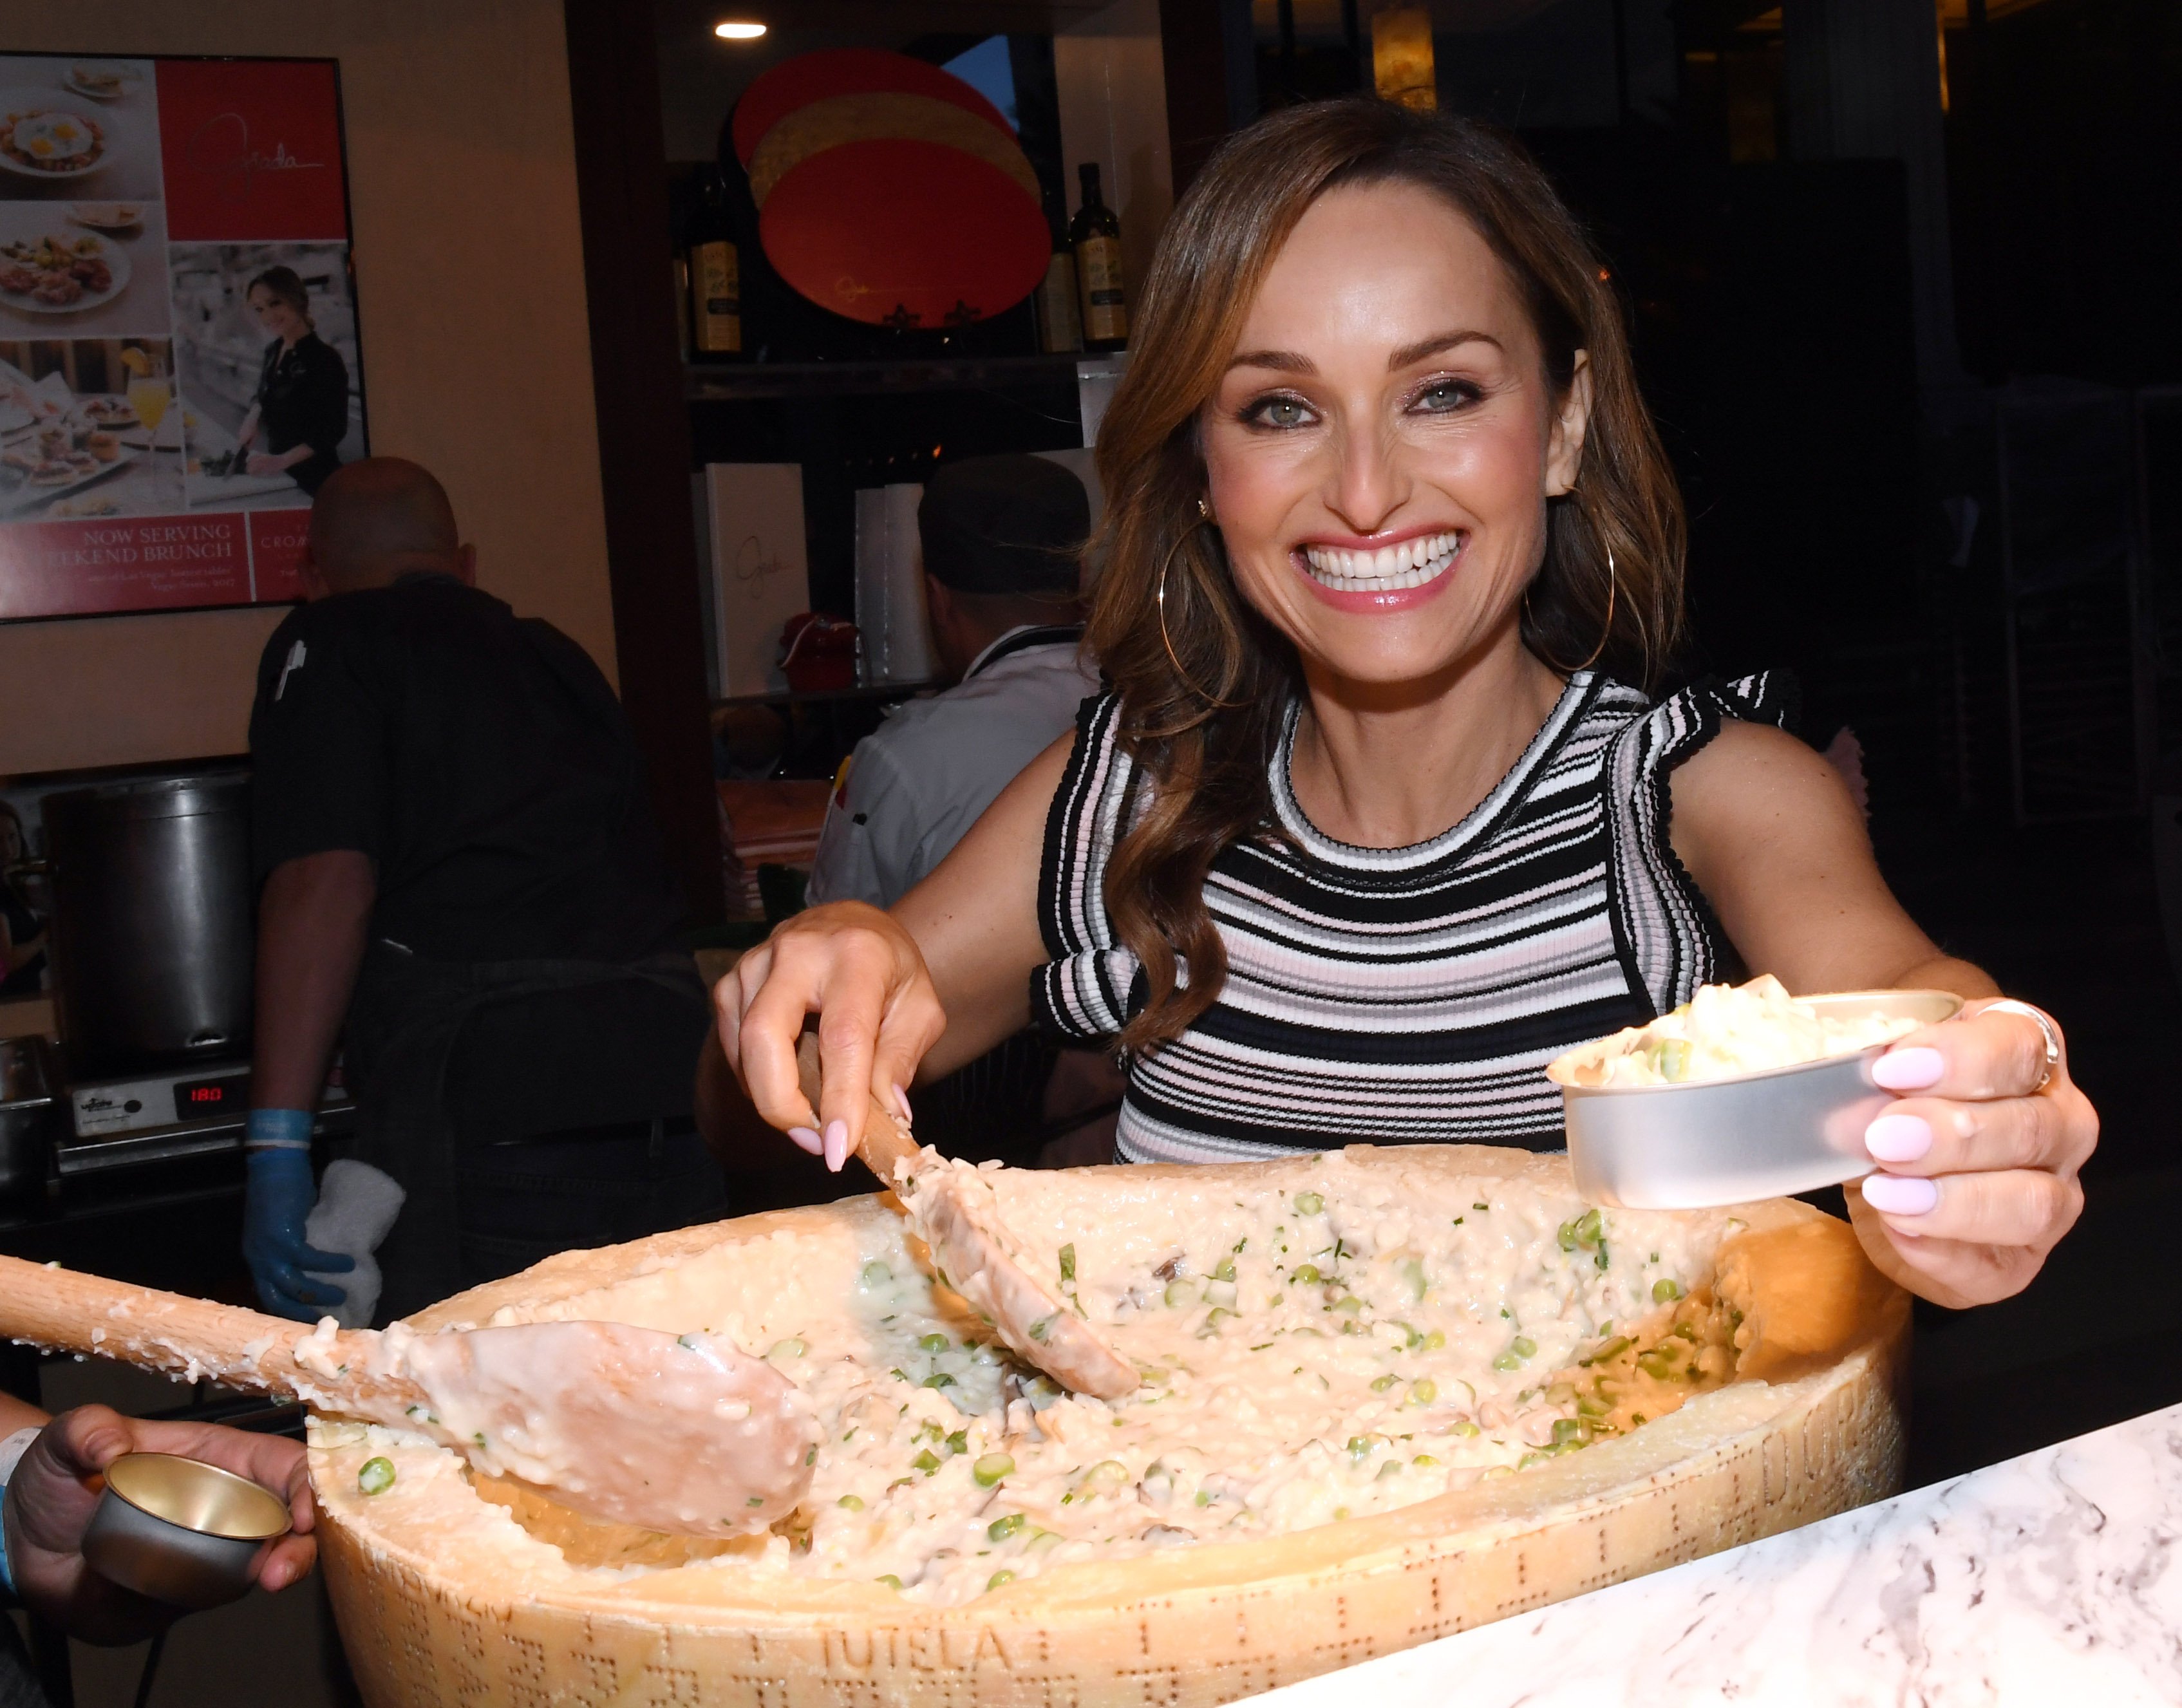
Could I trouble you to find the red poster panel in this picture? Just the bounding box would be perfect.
[0,514,250,620]
[156,60,349,243]
[249,508,311,601]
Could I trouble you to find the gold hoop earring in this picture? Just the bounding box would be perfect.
[1158,514,1248,709]
[1525,544,1617,677]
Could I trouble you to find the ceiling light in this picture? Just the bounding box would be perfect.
[715,20,766,39]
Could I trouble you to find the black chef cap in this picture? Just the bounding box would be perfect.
[917,455,1089,596]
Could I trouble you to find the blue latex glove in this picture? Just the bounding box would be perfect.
[242,1133,353,1320]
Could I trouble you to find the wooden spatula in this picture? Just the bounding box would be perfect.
[0,1254,816,1537]
[798,1036,1137,1400]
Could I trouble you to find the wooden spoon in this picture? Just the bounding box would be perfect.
[798,1036,1137,1400]
[0,1254,816,1537]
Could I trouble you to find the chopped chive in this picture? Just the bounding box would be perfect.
[973,1452,1015,1487]
[838,1494,865,1510]
[357,1457,395,1496]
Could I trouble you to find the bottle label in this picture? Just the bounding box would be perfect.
[1076,236,1127,343]
[693,241,741,353]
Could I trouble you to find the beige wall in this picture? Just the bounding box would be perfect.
[0,0,614,776]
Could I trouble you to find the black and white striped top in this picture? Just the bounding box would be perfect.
[1031,670,1788,1164]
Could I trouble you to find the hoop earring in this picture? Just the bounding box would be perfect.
[1524,544,1617,677]
[1158,514,1248,709]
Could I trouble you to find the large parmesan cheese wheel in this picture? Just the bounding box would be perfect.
[315,1147,1906,1705]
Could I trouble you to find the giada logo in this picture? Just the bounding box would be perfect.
[185,111,328,202]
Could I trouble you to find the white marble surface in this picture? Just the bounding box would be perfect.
[1250,1402,2182,1706]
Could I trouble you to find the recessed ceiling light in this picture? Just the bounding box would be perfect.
[715,20,766,39]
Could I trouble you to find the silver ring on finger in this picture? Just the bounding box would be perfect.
[1982,998,2060,1093]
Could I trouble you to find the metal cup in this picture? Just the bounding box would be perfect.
[1554,990,1963,1210]
[80,1452,292,1610]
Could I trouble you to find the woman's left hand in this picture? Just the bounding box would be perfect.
[1847,997,2096,1308]
[246,451,285,477]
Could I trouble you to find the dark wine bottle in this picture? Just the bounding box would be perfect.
[687,165,742,360]
[1070,162,1128,352]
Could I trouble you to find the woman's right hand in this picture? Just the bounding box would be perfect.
[715,901,946,1171]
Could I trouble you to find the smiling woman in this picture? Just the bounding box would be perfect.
[703,100,2097,1315]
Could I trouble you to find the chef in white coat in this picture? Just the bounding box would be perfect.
[809,454,1099,910]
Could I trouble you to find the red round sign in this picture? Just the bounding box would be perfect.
[730,48,1012,167]
[757,138,1050,328]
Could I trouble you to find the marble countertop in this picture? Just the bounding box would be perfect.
[1249,1401,2182,1706]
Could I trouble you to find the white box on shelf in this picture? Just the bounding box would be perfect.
[854,483,938,685]
[695,464,810,699]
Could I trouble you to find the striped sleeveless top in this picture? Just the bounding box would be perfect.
[1031,670,1788,1165]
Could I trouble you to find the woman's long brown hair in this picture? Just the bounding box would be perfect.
[1088,99,1686,1056]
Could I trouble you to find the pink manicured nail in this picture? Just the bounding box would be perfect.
[1859,1174,1939,1216]
[1872,1047,1944,1092]
[787,1125,822,1156]
[823,1119,849,1172]
[1864,1113,1933,1163]
[894,1084,914,1122]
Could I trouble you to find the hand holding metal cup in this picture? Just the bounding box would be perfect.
[81,1452,293,1611]
[0,1405,316,1644]
[1552,982,2096,1311]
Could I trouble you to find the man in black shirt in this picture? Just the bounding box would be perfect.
[244,457,718,1321]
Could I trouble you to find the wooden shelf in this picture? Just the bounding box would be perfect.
[685,353,1084,402]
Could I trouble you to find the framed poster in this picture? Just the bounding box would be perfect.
[0,53,366,620]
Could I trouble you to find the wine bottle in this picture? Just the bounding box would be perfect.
[688,165,742,360]
[1070,162,1127,352]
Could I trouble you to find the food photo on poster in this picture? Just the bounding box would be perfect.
[171,241,361,509]
[0,199,171,340]
[0,337,183,522]
[0,50,359,621]
[0,56,163,204]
